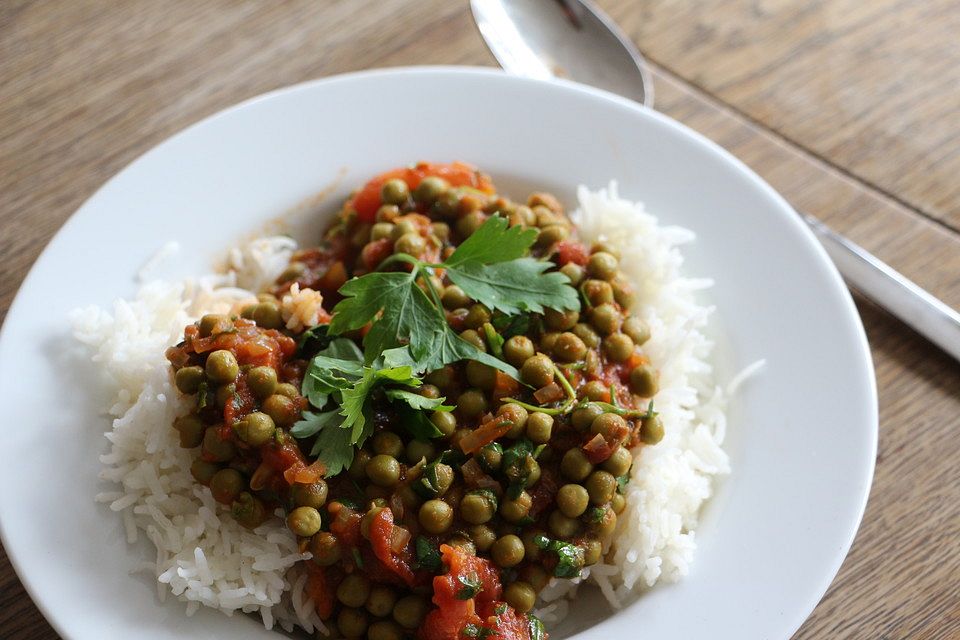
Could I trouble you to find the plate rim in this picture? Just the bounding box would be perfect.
[0,65,878,640]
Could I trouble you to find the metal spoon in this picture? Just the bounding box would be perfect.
[471,0,960,363]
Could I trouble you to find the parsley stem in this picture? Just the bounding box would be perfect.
[376,253,423,272]
[573,398,657,419]
[500,364,579,415]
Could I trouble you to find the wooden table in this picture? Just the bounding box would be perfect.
[2,1,958,638]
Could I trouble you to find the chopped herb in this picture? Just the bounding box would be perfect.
[196,381,209,409]
[616,472,631,494]
[585,506,606,523]
[295,323,335,357]
[415,536,441,572]
[481,322,505,359]
[352,548,364,568]
[533,534,586,578]
[494,603,508,615]
[455,572,482,600]
[528,614,546,640]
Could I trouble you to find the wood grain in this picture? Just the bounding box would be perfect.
[1,2,959,639]
[597,0,960,231]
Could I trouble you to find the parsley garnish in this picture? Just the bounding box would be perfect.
[533,534,586,578]
[291,338,453,475]
[455,572,482,600]
[328,215,578,375]
[415,536,442,572]
[527,614,546,640]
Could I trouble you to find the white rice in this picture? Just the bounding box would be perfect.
[72,184,740,632]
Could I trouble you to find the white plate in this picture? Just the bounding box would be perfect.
[0,67,876,640]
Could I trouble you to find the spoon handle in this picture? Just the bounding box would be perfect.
[803,213,960,362]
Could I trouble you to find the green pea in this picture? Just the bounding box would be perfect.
[503,335,535,367]
[586,251,619,281]
[470,524,497,552]
[589,303,621,335]
[504,581,537,613]
[548,510,580,538]
[278,261,306,282]
[366,454,401,487]
[431,221,451,241]
[233,411,275,446]
[175,366,205,394]
[641,414,665,445]
[456,211,487,238]
[459,329,486,351]
[214,383,236,410]
[591,413,627,441]
[261,393,298,427]
[499,491,532,524]
[612,493,627,514]
[585,470,617,504]
[348,449,371,481]
[466,360,496,390]
[464,303,492,330]
[309,531,341,566]
[372,431,404,458]
[521,354,555,388]
[557,483,590,518]
[292,480,328,509]
[552,332,587,362]
[536,224,569,247]
[337,608,369,638]
[583,538,603,566]
[545,307,580,331]
[368,620,404,640]
[491,534,525,567]
[571,404,603,431]
[252,302,283,329]
[498,403,528,438]
[205,350,239,384]
[476,442,503,473]
[419,384,441,399]
[394,232,426,257]
[246,366,277,400]
[572,322,601,349]
[371,221,396,241]
[461,491,497,524]
[418,499,454,534]
[560,448,593,481]
[581,380,610,402]
[275,382,299,399]
[392,595,429,629]
[337,573,372,608]
[365,584,398,618]
[381,178,410,205]
[603,332,635,363]
[602,446,632,477]
[521,565,550,592]
[286,506,322,537]
[441,285,470,309]
[190,459,219,486]
[209,468,244,504]
[405,439,435,464]
[629,365,659,397]
[173,414,205,448]
[526,412,554,444]
[414,176,449,204]
[582,279,614,306]
[539,331,560,353]
[457,389,488,419]
[430,410,457,436]
[376,204,401,222]
[611,277,635,309]
[231,492,268,529]
[622,316,651,345]
[202,427,236,462]
[560,262,585,286]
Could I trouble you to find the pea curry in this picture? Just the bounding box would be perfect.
[165,162,663,640]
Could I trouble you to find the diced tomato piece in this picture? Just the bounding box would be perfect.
[369,508,416,586]
[492,371,520,404]
[458,414,514,455]
[419,545,503,640]
[304,564,336,620]
[478,604,534,640]
[555,240,589,266]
